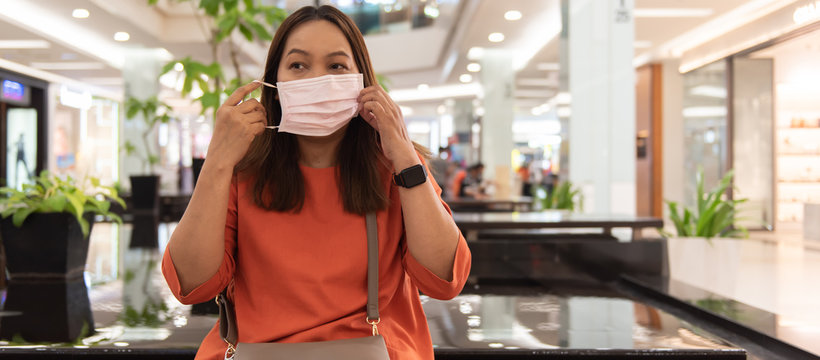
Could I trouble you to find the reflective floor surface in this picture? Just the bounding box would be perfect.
[0,223,743,355]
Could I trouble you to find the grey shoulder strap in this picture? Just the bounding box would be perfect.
[218,212,379,346]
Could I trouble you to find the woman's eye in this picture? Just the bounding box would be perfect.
[289,62,305,70]
[330,63,348,71]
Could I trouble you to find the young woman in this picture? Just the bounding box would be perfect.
[162,5,471,360]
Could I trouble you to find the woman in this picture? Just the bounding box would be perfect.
[161,5,471,360]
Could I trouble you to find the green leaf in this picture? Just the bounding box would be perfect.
[199,0,221,16]
[43,194,68,212]
[198,92,221,114]
[238,23,254,42]
[12,207,35,227]
[247,20,272,41]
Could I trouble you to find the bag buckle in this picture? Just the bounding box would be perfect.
[367,317,380,336]
[224,343,236,360]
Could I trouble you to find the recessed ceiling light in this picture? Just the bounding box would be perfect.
[174,62,184,72]
[504,10,522,21]
[0,40,50,49]
[467,63,481,72]
[72,8,90,19]
[114,32,130,42]
[633,8,713,18]
[417,83,430,91]
[467,47,485,60]
[459,74,473,83]
[488,32,505,43]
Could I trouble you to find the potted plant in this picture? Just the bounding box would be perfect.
[124,96,173,209]
[661,169,749,294]
[0,171,124,342]
[537,180,582,212]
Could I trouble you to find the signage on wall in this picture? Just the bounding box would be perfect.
[1,79,31,106]
[794,1,820,25]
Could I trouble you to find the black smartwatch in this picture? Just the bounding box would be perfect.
[393,164,428,188]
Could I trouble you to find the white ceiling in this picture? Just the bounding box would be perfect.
[0,0,795,114]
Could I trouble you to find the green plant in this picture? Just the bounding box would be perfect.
[150,0,287,115]
[540,181,582,211]
[661,169,748,239]
[0,171,125,236]
[124,96,173,174]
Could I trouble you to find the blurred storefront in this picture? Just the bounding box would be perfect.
[678,0,820,231]
[0,69,47,190]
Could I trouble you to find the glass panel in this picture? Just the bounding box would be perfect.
[732,57,774,230]
[682,61,729,209]
[5,107,37,190]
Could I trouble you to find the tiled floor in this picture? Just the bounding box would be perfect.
[667,230,820,356]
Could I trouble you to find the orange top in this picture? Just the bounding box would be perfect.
[162,160,471,360]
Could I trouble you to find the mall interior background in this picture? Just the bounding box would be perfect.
[1,0,820,357]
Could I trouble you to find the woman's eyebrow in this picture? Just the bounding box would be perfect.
[286,48,309,56]
[326,51,350,58]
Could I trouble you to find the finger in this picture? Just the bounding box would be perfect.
[249,122,266,136]
[226,81,262,106]
[244,113,267,124]
[237,99,265,114]
[357,86,384,101]
[362,101,390,124]
[361,91,401,120]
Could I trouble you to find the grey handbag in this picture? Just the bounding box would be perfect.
[217,212,390,360]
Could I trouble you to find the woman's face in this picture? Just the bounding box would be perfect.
[277,20,359,82]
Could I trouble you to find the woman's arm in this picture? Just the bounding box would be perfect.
[359,87,460,280]
[167,82,266,294]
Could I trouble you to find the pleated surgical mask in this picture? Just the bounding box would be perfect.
[257,73,363,137]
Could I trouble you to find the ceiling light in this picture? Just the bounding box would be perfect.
[417,83,430,91]
[531,107,544,116]
[174,62,184,72]
[467,63,481,72]
[475,107,485,116]
[459,74,473,83]
[504,10,522,21]
[424,5,440,18]
[30,62,105,70]
[114,32,130,42]
[389,83,483,102]
[72,8,90,18]
[633,8,714,18]
[536,62,560,71]
[0,40,50,49]
[467,47,485,60]
[488,32,505,43]
[437,105,447,115]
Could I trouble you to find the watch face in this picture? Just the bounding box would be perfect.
[403,165,427,187]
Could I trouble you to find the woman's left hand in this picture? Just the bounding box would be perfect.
[358,85,419,169]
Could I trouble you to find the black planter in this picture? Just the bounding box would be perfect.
[0,212,94,276]
[192,157,205,186]
[129,175,160,210]
[0,212,96,342]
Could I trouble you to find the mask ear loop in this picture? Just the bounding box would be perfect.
[254,80,280,130]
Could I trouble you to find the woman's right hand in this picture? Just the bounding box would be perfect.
[206,81,267,169]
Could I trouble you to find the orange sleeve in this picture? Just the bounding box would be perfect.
[402,156,471,300]
[161,174,239,305]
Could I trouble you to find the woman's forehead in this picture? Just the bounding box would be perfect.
[283,20,352,56]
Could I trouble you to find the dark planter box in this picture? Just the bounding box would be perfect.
[0,212,94,276]
[130,175,160,210]
[0,212,96,342]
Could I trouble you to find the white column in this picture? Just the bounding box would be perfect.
[120,48,162,186]
[479,50,515,198]
[567,0,636,215]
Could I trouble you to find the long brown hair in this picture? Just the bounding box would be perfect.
[236,5,391,215]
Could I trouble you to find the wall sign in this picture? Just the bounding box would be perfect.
[1,79,31,105]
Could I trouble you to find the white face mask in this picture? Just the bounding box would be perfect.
[259,74,363,137]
